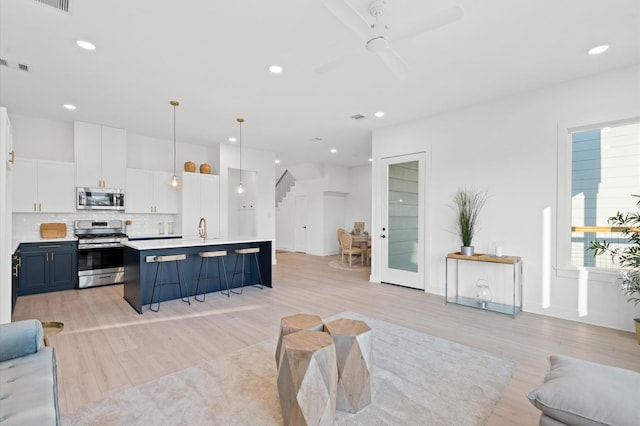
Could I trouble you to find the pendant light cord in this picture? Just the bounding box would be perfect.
[239,119,242,185]
[173,105,177,176]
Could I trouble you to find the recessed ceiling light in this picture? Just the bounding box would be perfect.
[588,44,609,55]
[63,104,76,110]
[368,158,373,162]
[275,159,280,164]
[374,111,385,118]
[330,148,337,153]
[228,137,236,143]
[269,65,283,74]
[76,40,96,51]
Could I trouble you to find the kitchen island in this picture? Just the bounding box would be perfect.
[122,237,273,314]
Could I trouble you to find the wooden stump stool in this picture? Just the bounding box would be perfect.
[275,313,323,370]
[324,318,372,413]
[277,330,338,426]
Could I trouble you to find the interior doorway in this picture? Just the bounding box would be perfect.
[295,195,308,253]
[379,152,426,290]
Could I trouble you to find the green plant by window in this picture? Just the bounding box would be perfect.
[589,195,640,306]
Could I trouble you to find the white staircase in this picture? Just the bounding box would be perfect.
[276,169,296,207]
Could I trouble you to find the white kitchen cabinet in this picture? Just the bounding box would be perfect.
[74,121,126,188]
[180,172,219,238]
[125,168,178,214]
[12,158,75,213]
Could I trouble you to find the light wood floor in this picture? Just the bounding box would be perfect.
[13,252,640,425]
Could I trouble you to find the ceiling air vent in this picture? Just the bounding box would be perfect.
[0,59,30,72]
[351,114,367,120]
[35,0,71,13]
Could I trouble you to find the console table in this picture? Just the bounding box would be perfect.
[445,252,523,318]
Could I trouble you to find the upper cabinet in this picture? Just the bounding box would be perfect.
[180,172,220,238]
[13,158,75,213]
[74,121,126,188]
[125,168,178,214]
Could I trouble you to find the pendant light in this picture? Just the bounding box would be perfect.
[169,100,181,190]
[236,117,245,195]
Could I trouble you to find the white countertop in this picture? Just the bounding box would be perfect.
[122,236,273,250]
[126,233,182,240]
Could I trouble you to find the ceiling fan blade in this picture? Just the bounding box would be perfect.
[396,5,464,41]
[377,48,409,80]
[324,0,377,41]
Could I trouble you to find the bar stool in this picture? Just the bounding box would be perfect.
[194,250,230,302]
[149,254,190,312]
[230,247,263,294]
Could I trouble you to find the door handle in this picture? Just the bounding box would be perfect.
[380,235,386,238]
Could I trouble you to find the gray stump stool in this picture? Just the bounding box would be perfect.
[194,250,230,302]
[324,318,372,413]
[277,330,338,426]
[149,254,190,312]
[275,313,324,370]
[230,247,263,294]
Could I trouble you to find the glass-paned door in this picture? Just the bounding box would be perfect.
[380,153,425,289]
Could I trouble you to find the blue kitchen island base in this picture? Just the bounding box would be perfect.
[123,238,272,314]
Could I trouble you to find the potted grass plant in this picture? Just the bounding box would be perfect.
[453,186,488,256]
[589,194,640,344]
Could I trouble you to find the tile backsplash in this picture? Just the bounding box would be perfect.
[12,211,177,241]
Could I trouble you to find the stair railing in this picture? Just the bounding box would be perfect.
[275,169,296,206]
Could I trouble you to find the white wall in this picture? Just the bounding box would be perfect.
[345,165,373,234]
[9,114,73,162]
[276,164,372,256]
[127,133,209,173]
[371,64,640,332]
[218,143,276,261]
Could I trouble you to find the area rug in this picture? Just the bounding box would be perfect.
[62,312,517,425]
[328,260,368,271]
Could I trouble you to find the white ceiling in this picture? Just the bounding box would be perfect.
[1,0,639,168]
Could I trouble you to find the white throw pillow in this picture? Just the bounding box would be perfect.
[528,355,640,426]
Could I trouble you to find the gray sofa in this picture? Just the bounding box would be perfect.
[0,319,60,425]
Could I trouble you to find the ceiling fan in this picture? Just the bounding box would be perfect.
[320,0,464,79]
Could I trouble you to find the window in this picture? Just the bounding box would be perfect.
[570,121,640,269]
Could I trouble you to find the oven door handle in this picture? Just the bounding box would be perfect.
[78,243,124,249]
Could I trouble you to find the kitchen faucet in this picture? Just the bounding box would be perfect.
[198,217,207,240]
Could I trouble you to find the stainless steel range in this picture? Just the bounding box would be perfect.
[74,219,128,288]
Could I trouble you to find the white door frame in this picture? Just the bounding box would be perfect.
[375,152,428,290]
[294,195,308,253]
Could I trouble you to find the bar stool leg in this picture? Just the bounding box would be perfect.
[230,252,244,294]
[176,261,190,305]
[194,256,209,302]
[219,256,230,297]
[149,262,162,312]
[252,253,263,290]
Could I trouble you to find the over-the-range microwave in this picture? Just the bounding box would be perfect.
[77,187,125,211]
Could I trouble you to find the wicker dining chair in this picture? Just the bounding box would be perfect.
[338,229,364,267]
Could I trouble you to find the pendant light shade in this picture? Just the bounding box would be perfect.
[169,100,181,190]
[236,117,245,196]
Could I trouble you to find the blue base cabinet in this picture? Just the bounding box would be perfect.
[123,240,272,314]
[17,241,78,295]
